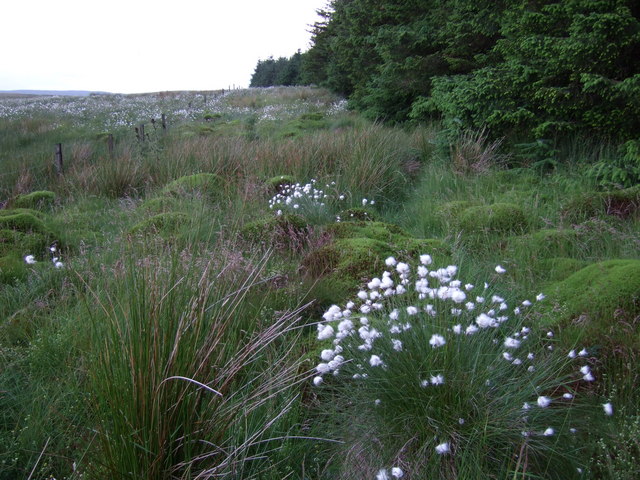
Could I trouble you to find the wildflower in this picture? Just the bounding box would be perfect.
[495,265,506,274]
[320,349,335,361]
[369,355,384,367]
[429,334,446,348]
[435,442,450,455]
[362,198,368,206]
[465,324,479,335]
[543,427,555,436]
[536,293,546,301]
[396,262,410,274]
[568,349,577,358]
[537,396,551,408]
[385,256,397,267]
[452,324,462,334]
[578,348,588,357]
[24,255,37,264]
[391,467,404,478]
[420,254,432,265]
[603,402,613,416]
[391,339,403,351]
[504,337,521,349]
[430,374,444,385]
[376,469,389,480]
[583,372,595,382]
[316,363,330,374]
[317,325,334,340]
[579,365,590,375]
[406,306,418,315]
[313,376,323,386]
[502,352,513,361]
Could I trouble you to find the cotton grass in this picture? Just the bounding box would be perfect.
[314,255,614,478]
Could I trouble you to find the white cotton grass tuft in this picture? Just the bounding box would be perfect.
[391,467,404,478]
[435,442,450,455]
[603,402,614,416]
[537,396,551,408]
[312,253,614,472]
[24,255,37,264]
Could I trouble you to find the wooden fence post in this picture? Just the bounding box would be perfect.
[54,143,64,175]
[139,124,145,142]
[161,114,167,131]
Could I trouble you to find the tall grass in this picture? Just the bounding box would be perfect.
[85,246,308,479]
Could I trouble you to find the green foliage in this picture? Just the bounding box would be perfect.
[250,51,306,87]
[587,139,640,188]
[306,0,640,147]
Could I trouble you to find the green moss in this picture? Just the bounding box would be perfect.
[535,257,588,283]
[562,186,640,222]
[139,196,183,214]
[0,229,50,257]
[265,175,296,194]
[436,200,477,221]
[458,202,528,234]
[337,208,378,222]
[540,259,640,350]
[129,212,189,235]
[327,221,409,243]
[303,237,393,280]
[240,214,309,248]
[0,208,45,219]
[0,212,49,235]
[0,255,28,285]
[12,190,56,210]
[161,173,221,199]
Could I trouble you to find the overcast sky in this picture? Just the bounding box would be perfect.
[0,0,327,93]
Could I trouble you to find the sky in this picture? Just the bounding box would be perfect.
[0,0,328,93]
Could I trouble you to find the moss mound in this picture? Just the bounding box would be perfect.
[562,186,640,222]
[436,200,477,221]
[458,202,529,234]
[240,214,309,248]
[12,190,56,210]
[139,196,184,214]
[161,173,221,199]
[130,212,189,235]
[0,211,49,235]
[0,229,50,258]
[0,255,28,285]
[540,259,640,350]
[265,175,296,194]
[535,257,588,283]
[328,221,409,243]
[337,208,378,222]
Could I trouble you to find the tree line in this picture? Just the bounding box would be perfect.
[252,0,640,143]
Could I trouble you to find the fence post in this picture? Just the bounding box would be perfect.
[161,114,167,131]
[139,124,145,142]
[107,134,114,158]
[54,143,64,175]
